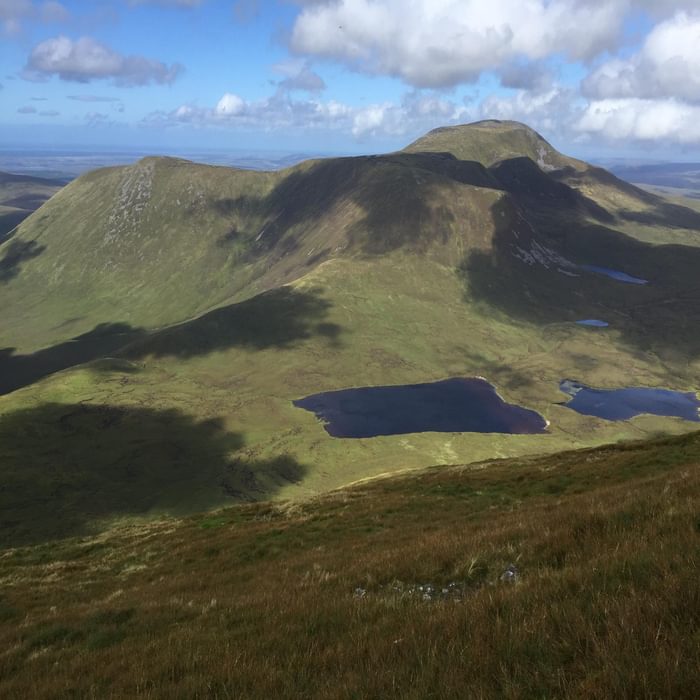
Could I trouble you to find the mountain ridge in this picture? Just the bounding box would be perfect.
[6,120,698,352]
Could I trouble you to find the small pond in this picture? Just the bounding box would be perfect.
[293,377,548,438]
[560,379,700,422]
[576,320,609,327]
[579,264,648,285]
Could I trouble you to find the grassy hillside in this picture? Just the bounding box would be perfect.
[2,120,700,538]
[4,121,699,351]
[0,152,501,352]
[2,252,699,547]
[0,431,698,698]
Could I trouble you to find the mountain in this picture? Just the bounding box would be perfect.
[0,170,66,241]
[0,430,697,697]
[2,120,700,544]
[607,160,700,199]
[404,119,579,169]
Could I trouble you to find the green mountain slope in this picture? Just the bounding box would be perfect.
[408,120,700,245]
[2,120,700,540]
[1,152,503,351]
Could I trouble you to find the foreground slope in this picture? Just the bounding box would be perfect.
[0,431,698,698]
[2,121,700,537]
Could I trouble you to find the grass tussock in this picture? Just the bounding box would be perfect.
[0,432,699,698]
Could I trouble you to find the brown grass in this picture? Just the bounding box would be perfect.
[1,433,699,699]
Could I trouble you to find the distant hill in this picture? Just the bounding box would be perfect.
[608,161,700,189]
[608,161,700,200]
[2,119,700,539]
[0,171,66,241]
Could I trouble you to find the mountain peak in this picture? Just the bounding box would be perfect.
[404,120,580,171]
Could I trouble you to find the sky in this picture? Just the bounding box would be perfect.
[2,0,700,160]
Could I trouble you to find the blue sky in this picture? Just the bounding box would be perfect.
[2,1,700,159]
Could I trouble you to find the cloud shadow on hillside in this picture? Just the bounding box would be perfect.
[0,239,45,283]
[211,152,498,259]
[0,402,308,548]
[458,348,538,393]
[210,151,700,269]
[124,286,342,359]
[0,323,148,396]
[618,202,700,230]
[0,287,342,396]
[459,196,700,359]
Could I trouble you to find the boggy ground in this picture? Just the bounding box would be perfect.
[0,430,698,699]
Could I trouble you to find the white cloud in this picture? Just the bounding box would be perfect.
[273,60,326,93]
[289,0,629,88]
[583,12,700,103]
[576,97,700,144]
[145,91,352,131]
[350,91,469,138]
[144,86,470,142]
[215,93,246,116]
[1,0,68,36]
[499,61,552,91]
[351,104,391,137]
[23,36,183,86]
[477,86,580,136]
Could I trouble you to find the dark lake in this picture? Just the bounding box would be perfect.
[579,264,648,285]
[560,379,700,422]
[293,377,548,438]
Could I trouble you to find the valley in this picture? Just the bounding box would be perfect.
[1,120,700,548]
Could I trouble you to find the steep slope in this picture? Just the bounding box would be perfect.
[1,431,698,697]
[1,153,502,352]
[2,120,700,538]
[407,120,700,243]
